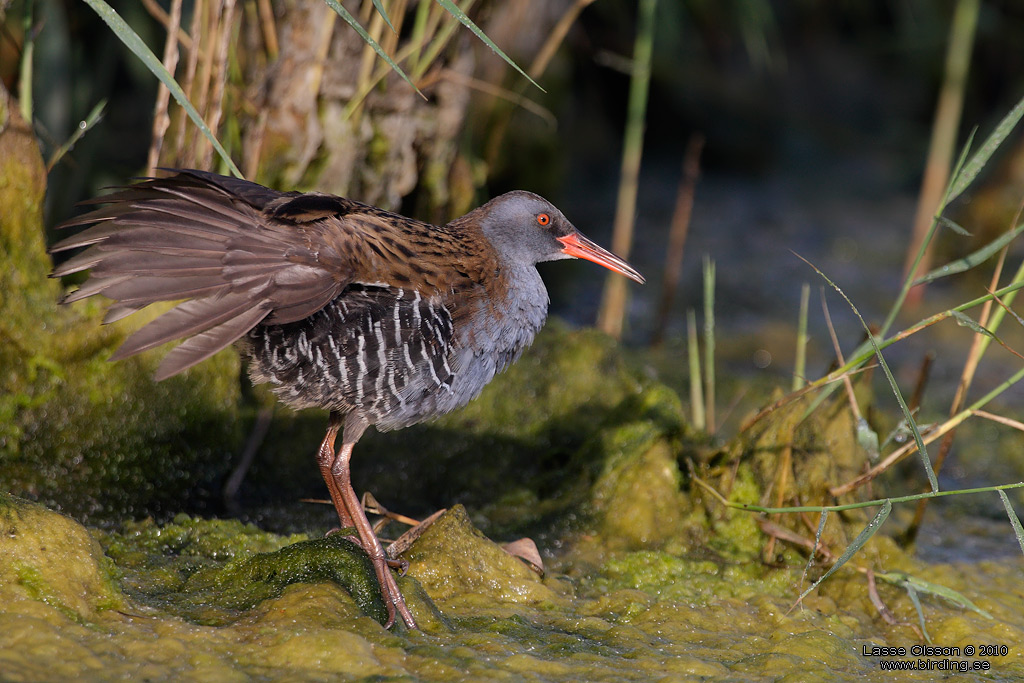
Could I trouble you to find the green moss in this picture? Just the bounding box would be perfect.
[179,535,389,625]
[405,505,559,608]
[4,466,1024,680]
[0,114,244,520]
[588,421,690,550]
[0,493,125,621]
[104,513,308,562]
[0,88,52,298]
[710,463,769,559]
[96,514,408,626]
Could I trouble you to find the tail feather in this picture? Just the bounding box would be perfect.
[50,222,122,254]
[90,252,226,277]
[104,302,146,324]
[102,275,230,305]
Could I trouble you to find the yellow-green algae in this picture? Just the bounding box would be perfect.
[93,513,391,626]
[3,493,1023,681]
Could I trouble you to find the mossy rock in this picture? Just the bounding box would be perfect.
[405,504,561,608]
[0,98,244,522]
[715,389,882,556]
[0,492,124,622]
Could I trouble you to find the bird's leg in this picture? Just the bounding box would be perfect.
[330,439,418,630]
[316,411,357,535]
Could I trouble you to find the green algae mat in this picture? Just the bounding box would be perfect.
[3,492,1023,682]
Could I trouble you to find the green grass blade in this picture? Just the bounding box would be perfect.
[323,0,422,96]
[407,0,431,69]
[794,500,891,607]
[904,582,932,644]
[998,490,1024,557]
[878,129,976,339]
[703,256,716,433]
[372,0,396,32]
[951,310,997,338]
[433,0,544,92]
[47,99,107,171]
[797,279,1024,428]
[793,282,809,391]
[947,93,1024,204]
[914,222,1024,285]
[856,417,880,461]
[936,216,972,236]
[798,254,939,492]
[687,309,705,431]
[412,0,477,82]
[877,570,994,620]
[1000,300,1024,328]
[799,510,828,589]
[727,481,1024,515]
[82,0,242,178]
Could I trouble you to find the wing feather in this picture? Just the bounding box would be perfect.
[155,303,272,379]
[51,171,357,378]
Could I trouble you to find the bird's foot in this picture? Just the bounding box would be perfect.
[386,556,409,575]
[377,560,417,630]
[325,527,416,629]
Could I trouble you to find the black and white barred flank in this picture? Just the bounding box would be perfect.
[246,284,458,431]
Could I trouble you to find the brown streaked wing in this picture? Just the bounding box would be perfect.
[49,171,372,378]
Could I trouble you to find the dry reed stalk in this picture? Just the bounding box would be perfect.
[256,0,279,59]
[382,0,409,58]
[187,0,219,167]
[529,0,596,79]
[352,5,391,126]
[597,0,657,338]
[652,133,704,346]
[141,0,194,50]
[763,421,795,562]
[902,0,980,308]
[200,0,236,170]
[903,245,1010,540]
[172,0,205,163]
[147,0,183,175]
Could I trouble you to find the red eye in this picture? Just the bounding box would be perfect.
[537,213,550,226]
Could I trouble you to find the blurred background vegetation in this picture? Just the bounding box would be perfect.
[3,1,1023,341]
[3,1,1024,543]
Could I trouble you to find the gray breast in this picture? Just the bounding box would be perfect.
[437,264,550,416]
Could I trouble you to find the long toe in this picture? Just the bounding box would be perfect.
[379,563,417,630]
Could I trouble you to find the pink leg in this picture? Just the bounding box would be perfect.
[328,439,418,630]
[314,413,417,629]
[315,412,356,531]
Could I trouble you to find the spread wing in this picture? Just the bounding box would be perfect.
[50,169,408,380]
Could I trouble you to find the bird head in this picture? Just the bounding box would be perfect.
[477,191,645,284]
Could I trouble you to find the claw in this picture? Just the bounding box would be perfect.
[386,557,410,576]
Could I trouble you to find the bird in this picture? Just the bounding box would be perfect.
[50,169,644,629]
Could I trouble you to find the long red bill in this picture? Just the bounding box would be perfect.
[557,233,645,284]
